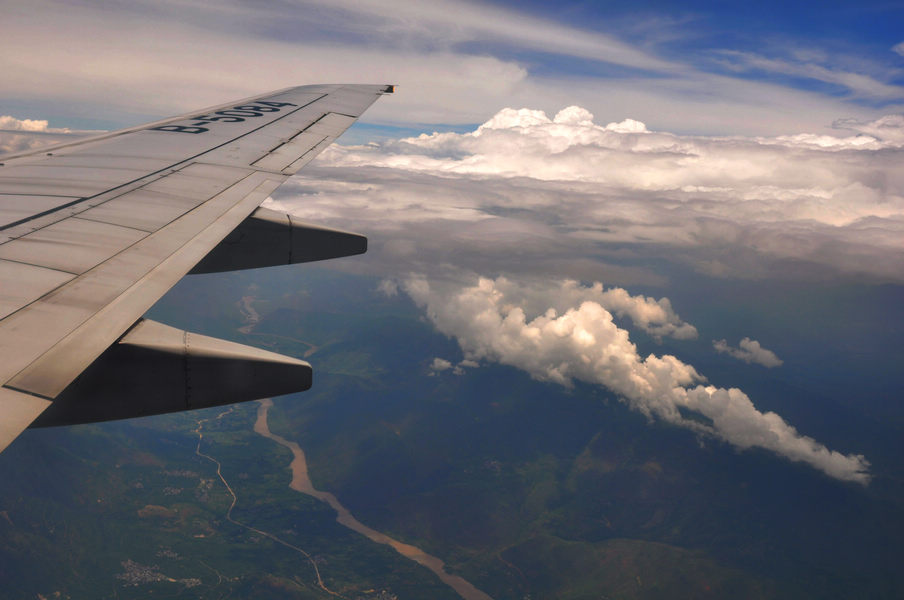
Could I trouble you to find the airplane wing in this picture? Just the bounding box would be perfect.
[0,84,394,452]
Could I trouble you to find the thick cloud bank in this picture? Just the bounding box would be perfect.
[404,276,869,483]
[297,106,904,283]
[714,338,784,368]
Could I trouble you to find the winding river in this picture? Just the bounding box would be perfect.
[254,399,494,600]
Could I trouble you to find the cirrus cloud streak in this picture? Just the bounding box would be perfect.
[3,0,902,136]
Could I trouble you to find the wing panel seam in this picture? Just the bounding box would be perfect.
[0,170,262,345]
[0,94,327,233]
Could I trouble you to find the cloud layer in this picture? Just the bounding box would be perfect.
[405,276,869,483]
[272,104,904,284]
[714,338,783,368]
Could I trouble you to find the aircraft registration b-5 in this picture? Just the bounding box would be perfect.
[0,84,394,452]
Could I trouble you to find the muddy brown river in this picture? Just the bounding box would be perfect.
[254,399,494,600]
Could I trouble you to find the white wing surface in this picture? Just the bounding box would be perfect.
[0,84,393,451]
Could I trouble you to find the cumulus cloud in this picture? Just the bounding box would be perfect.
[273,105,904,284]
[427,277,698,342]
[403,275,869,483]
[0,116,100,156]
[893,42,904,58]
[329,105,904,182]
[429,357,453,373]
[0,116,60,132]
[429,357,473,376]
[714,338,783,368]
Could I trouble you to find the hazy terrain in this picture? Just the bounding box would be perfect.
[1,265,901,599]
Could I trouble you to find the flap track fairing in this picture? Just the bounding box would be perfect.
[189,206,366,274]
[30,319,311,427]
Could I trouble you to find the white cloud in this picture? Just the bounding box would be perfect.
[437,277,698,342]
[893,42,904,58]
[403,275,869,483]
[377,279,399,297]
[328,106,904,182]
[430,357,453,373]
[0,116,61,132]
[429,357,472,376]
[714,338,783,368]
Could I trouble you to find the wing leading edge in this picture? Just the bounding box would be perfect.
[0,84,394,451]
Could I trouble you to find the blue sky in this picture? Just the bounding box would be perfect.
[512,0,904,100]
[1,0,903,135]
[513,0,904,50]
